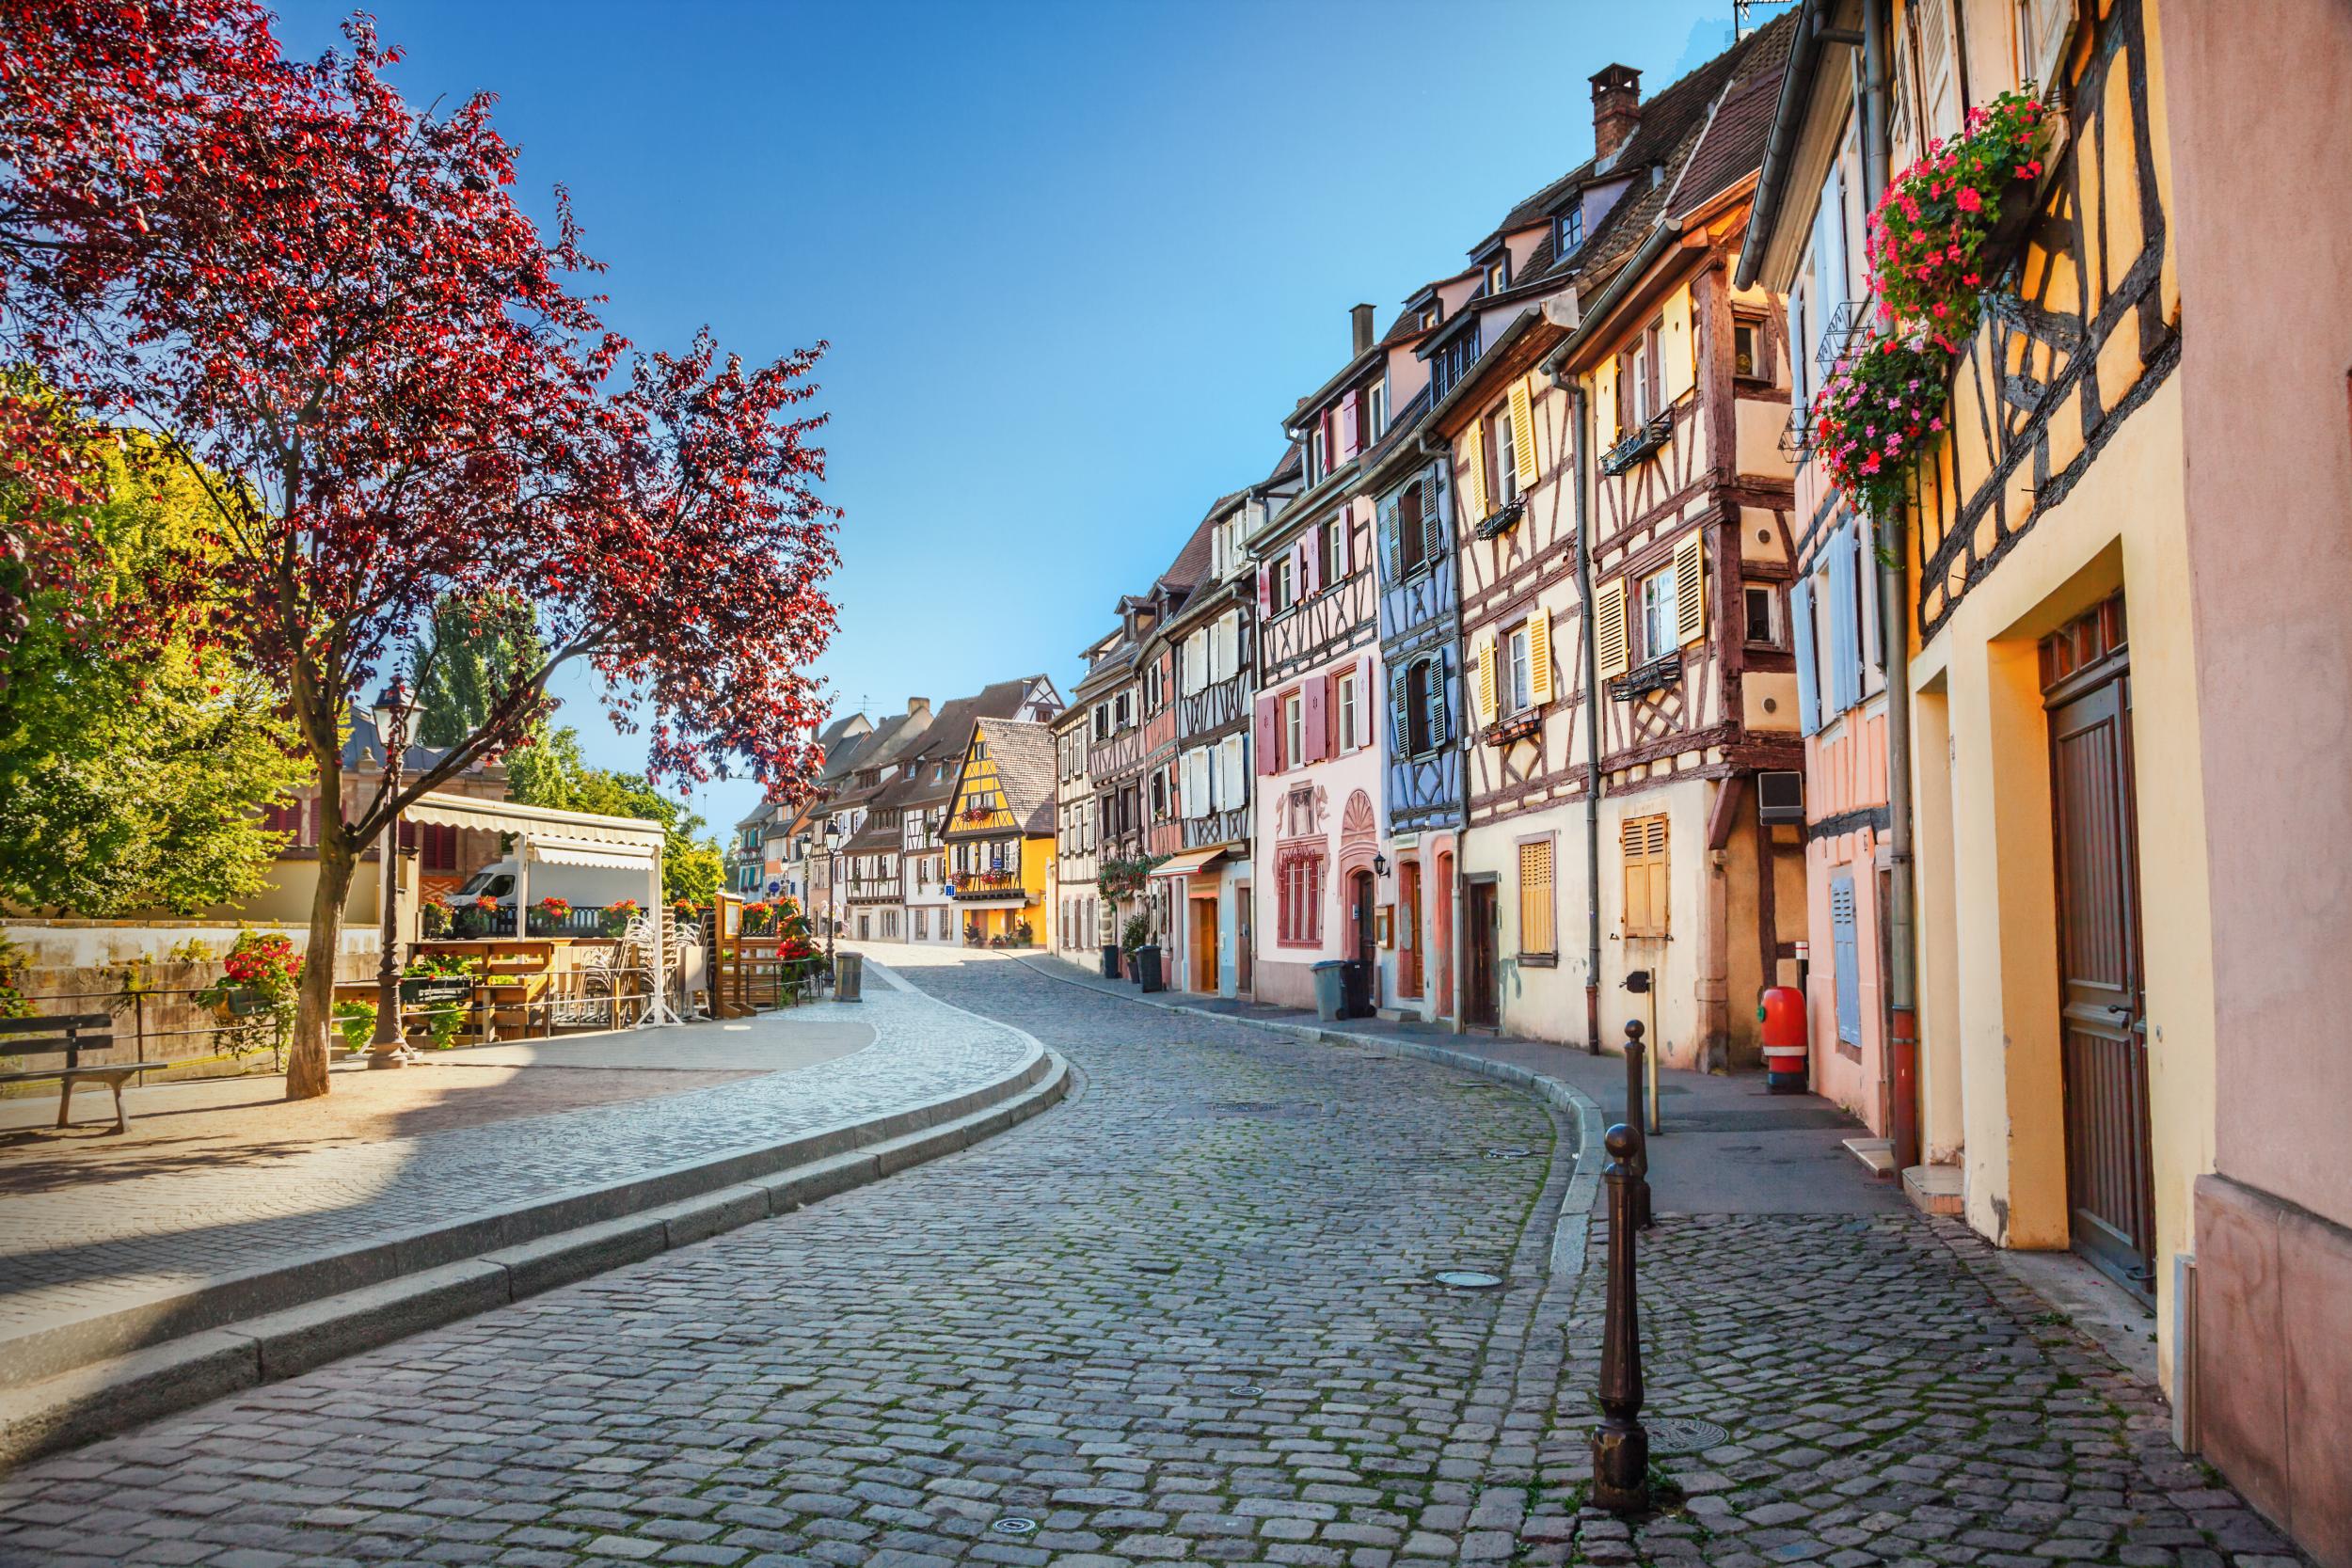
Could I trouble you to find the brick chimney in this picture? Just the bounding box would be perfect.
[1351,302,1376,356]
[905,696,932,721]
[1590,63,1642,161]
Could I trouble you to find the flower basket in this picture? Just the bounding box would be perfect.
[401,975,473,1007]
[218,985,272,1017]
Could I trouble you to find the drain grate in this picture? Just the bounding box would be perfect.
[1431,1269,1504,1290]
[1647,1417,1730,1454]
[991,1518,1039,1537]
[1484,1147,1534,1161]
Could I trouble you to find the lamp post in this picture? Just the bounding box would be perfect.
[362,680,413,1069]
[822,817,842,969]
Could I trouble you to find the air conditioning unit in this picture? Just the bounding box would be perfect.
[1756,769,1804,825]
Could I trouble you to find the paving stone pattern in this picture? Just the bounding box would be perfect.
[0,955,2305,1568]
[0,985,1032,1341]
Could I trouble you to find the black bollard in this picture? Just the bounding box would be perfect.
[1623,1019,1652,1230]
[1591,1122,1650,1513]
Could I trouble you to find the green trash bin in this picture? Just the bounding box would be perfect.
[1311,959,1346,1022]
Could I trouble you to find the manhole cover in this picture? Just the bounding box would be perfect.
[1485,1148,1534,1161]
[1431,1269,1504,1290]
[991,1518,1039,1537]
[1647,1417,1730,1454]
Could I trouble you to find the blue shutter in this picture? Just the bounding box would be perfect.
[1826,523,1860,714]
[1831,874,1862,1047]
[1791,576,1820,736]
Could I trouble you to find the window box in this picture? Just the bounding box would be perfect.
[1472,495,1527,542]
[1599,412,1674,477]
[1482,709,1542,747]
[1609,651,1683,701]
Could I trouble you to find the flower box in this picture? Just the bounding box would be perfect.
[1599,413,1674,477]
[401,976,473,1006]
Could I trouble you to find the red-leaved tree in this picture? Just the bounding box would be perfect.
[4,9,838,1097]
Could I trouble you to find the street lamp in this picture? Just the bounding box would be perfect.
[822,816,842,969]
[360,679,413,1069]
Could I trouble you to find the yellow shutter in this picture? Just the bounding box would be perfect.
[1620,816,1670,937]
[1464,422,1489,524]
[1597,579,1629,679]
[1510,377,1538,488]
[1518,839,1555,956]
[1675,533,1706,647]
[1475,635,1498,726]
[1528,607,1554,705]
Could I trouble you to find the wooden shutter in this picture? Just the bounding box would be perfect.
[1528,607,1554,705]
[1826,524,1860,712]
[1339,396,1358,457]
[1420,475,1444,565]
[1358,654,1375,749]
[1510,377,1538,488]
[1674,532,1706,646]
[1464,422,1489,523]
[1377,493,1402,582]
[1302,675,1328,763]
[1621,815,1670,937]
[1426,657,1450,747]
[1518,839,1556,956]
[1597,579,1630,679]
[1788,289,1808,405]
[1831,874,1862,1045]
[1257,563,1272,618]
[1791,576,1820,735]
[1254,694,1279,774]
[1389,665,1410,755]
[1645,323,1663,416]
[1475,635,1499,726]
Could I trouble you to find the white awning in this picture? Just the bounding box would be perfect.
[531,837,659,870]
[1153,847,1227,879]
[952,896,1030,911]
[405,791,665,851]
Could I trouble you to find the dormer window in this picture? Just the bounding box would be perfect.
[1486,259,1508,293]
[1557,207,1583,255]
[1419,306,1440,331]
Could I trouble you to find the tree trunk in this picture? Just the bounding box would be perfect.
[286,840,356,1100]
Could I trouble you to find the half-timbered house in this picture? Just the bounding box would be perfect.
[943,718,1057,945]
[1073,611,1149,942]
[1437,24,1802,1057]
[1050,702,1097,959]
[1248,312,1391,1013]
[1735,8,2346,1523]
[889,678,1062,946]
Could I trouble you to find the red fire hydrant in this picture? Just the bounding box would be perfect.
[1759,985,1807,1095]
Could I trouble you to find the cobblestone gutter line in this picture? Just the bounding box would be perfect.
[1010,954,1609,1277]
[0,969,1071,1472]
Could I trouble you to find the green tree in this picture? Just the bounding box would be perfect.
[413,593,547,749]
[0,434,308,915]
[507,725,724,905]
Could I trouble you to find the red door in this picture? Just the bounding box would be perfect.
[2047,628,2154,1301]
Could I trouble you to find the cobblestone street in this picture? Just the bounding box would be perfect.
[0,953,2304,1568]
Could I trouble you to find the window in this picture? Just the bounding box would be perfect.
[1557,206,1583,254]
[1277,847,1325,945]
[1336,672,1359,753]
[1419,305,1440,331]
[1636,565,1677,664]
[1150,769,1167,820]
[1486,405,1519,506]
[1395,481,1429,575]
[1403,661,1434,756]
[1518,839,1556,958]
[1273,553,1295,612]
[1733,318,1763,381]
[1283,691,1304,770]
[1367,382,1387,441]
[1621,815,1670,937]
[1429,325,1482,401]
[1322,517,1345,584]
[1744,584,1779,645]
[1486,258,1508,293]
[1506,623,1534,714]
[1310,425,1327,483]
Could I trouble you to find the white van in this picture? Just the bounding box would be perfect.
[452,857,651,916]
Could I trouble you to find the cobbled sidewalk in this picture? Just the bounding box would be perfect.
[0,978,1035,1349]
[0,950,2308,1568]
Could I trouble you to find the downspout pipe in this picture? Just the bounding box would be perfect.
[1546,364,1606,1056]
[1419,425,1472,1037]
[1860,0,1922,1176]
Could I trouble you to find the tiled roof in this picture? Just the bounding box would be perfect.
[975,720,1058,837]
[1668,21,1793,220]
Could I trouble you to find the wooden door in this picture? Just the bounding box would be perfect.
[1465,880,1500,1028]
[1398,861,1422,999]
[2049,667,2154,1300]
[1190,895,1217,993]
[1234,884,1252,994]
[1435,851,1454,1019]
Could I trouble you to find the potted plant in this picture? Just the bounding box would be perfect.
[530,894,572,936]
[333,999,377,1054]
[602,898,641,938]
[196,929,303,1065]
[741,900,773,937]
[421,890,453,940]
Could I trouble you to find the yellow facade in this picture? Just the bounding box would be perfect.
[946,721,1050,944]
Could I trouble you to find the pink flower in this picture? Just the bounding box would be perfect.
[1955,186,1982,214]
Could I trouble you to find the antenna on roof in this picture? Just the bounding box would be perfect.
[1733,0,1794,40]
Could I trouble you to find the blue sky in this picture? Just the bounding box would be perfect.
[278,0,1782,835]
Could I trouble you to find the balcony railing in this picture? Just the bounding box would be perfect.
[1472,495,1526,542]
[1181,806,1250,850]
[1599,412,1674,476]
[845,877,902,905]
[1608,651,1683,701]
[948,867,1024,899]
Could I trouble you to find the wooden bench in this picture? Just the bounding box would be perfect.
[0,1014,162,1135]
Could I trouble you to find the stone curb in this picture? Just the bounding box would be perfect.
[1008,954,1607,1277]
[0,984,1070,1470]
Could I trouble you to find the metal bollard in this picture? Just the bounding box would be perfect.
[1623,1019,1653,1230]
[1591,1122,1650,1513]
